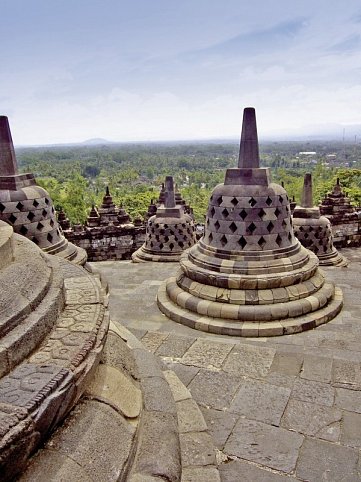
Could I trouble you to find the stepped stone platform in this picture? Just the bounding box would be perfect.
[92,250,361,481]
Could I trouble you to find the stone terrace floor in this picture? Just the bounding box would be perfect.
[90,247,361,481]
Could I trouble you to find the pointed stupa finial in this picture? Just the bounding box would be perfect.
[301,173,313,208]
[0,116,19,176]
[238,107,260,169]
[164,176,175,208]
[106,185,110,196]
[337,177,340,185]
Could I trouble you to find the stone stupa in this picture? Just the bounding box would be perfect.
[293,173,348,267]
[157,108,343,336]
[0,116,86,265]
[132,176,196,262]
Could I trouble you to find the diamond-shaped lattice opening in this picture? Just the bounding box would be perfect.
[214,220,220,231]
[208,232,213,243]
[50,219,54,227]
[37,222,44,230]
[155,235,160,241]
[279,195,284,204]
[216,196,223,206]
[229,221,237,233]
[304,232,309,239]
[155,223,160,229]
[206,219,210,226]
[164,224,168,228]
[314,246,319,254]
[33,200,39,207]
[309,226,313,232]
[238,236,247,249]
[169,243,174,251]
[239,209,247,220]
[274,207,281,218]
[26,211,34,221]
[0,203,5,213]
[19,225,28,235]
[151,228,155,234]
[47,233,53,243]
[249,197,257,207]
[9,214,17,224]
[247,222,257,234]
[51,207,55,213]
[159,242,164,249]
[288,233,292,242]
[231,197,239,206]
[220,234,228,247]
[178,241,184,248]
[282,220,287,229]
[276,234,282,247]
[169,229,174,236]
[299,226,304,232]
[222,208,229,218]
[164,236,169,242]
[267,221,274,233]
[210,207,216,217]
[41,209,47,217]
[32,236,39,245]
[150,242,154,248]
[258,236,267,248]
[258,208,266,219]
[16,202,24,211]
[266,196,272,206]
[160,229,165,235]
[45,198,50,205]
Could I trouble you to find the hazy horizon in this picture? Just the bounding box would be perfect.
[2,1,361,145]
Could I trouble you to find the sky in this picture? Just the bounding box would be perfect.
[1,0,361,145]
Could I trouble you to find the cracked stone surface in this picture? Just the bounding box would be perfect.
[91,247,361,481]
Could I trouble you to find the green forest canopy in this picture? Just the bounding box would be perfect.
[16,140,361,224]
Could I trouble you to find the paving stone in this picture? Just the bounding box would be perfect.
[341,411,361,448]
[265,372,296,389]
[270,351,303,376]
[301,354,333,382]
[141,376,176,414]
[281,399,342,442]
[141,332,169,353]
[200,407,239,450]
[181,466,220,482]
[332,358,361,389]
[219,459,298,482]
[224,418,303,474]
[188,369,242,410]
[156,334,195,358]
[223,344,276,379]
[292,378,334,406]
[177,398,208,433]
[180,431,216,467]
[229,379,290,426]
[181,339,233,369]
[335,387,361,413]
[164,370,191,402]
[296,437,361,481]
[163,362,199,386]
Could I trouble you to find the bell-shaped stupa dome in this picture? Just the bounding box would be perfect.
[0,116,86,264]
[293,173,348,266]
[157,108,343,336]
[132,176,196,262]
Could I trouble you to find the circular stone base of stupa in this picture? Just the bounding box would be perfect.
[132,245,185,262]
[157,279,343,337]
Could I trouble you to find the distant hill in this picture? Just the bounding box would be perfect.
[82,138,113,145]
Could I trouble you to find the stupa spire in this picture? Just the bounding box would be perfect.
[301,173,313,208]
[0,116,18,176]
[238,107,260,168]
[164,176,175,208]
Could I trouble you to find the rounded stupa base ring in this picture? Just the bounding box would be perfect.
[157,280,343,337]
[318,249,349,267]
[132,245,184,263]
